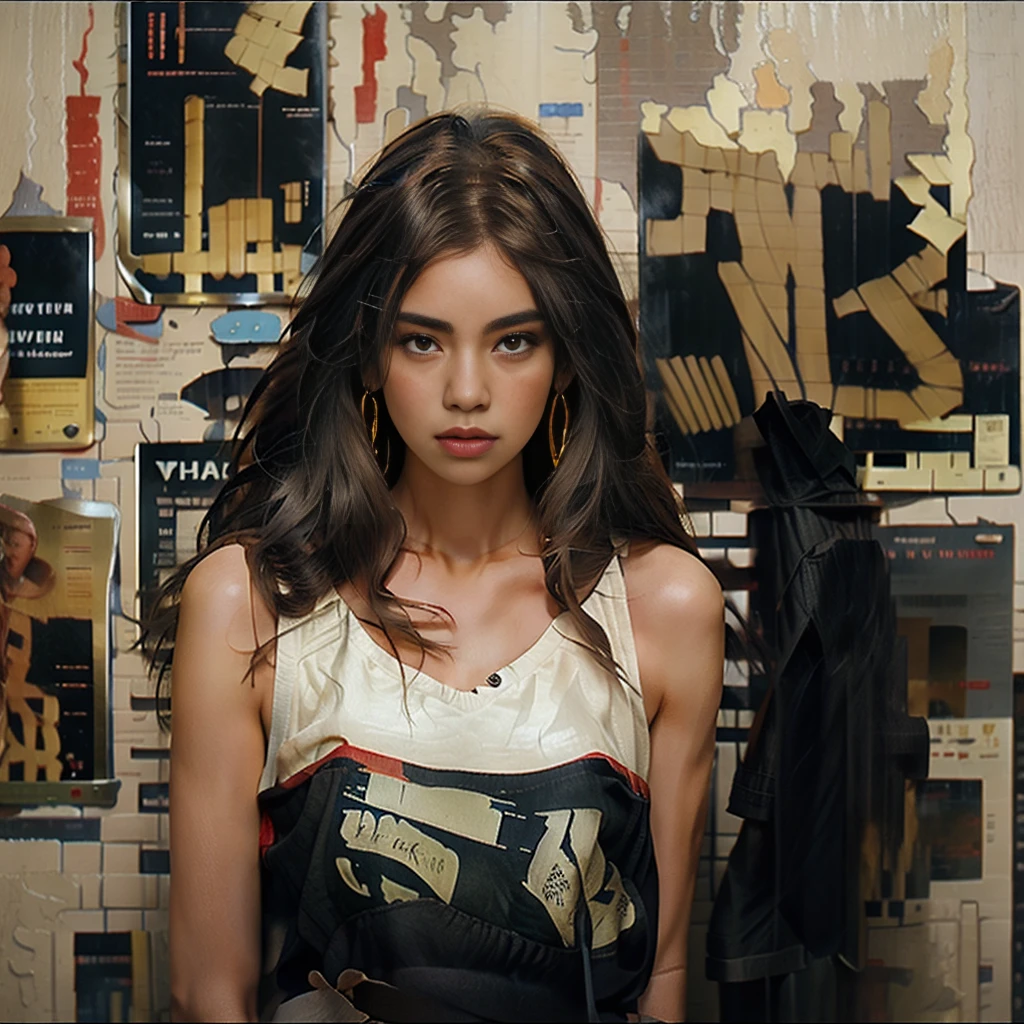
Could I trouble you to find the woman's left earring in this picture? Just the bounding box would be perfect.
[548,392,570,469]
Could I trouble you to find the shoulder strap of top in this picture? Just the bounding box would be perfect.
[258,616,299,793]
[258,594,346,792]
[584,546,650,779]
[589,544,642,698]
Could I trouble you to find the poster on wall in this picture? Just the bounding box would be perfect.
[117,1,327,306]
[0,496,119,807]
[862,719,1009,1022]
[74,931,151,1023]
[638,112,1021,495]
[1014,673,1024,1024]
[0,217,95,450]
[876,523,1015,718]
[136,441,230,623]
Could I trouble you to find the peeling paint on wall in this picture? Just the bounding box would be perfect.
[355,6,388,124]
[1,174,60,219]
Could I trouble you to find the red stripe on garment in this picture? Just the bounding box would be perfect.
[278,744,648,799]
[259,810,275,858]
[577,751,650,799]
[278,740,410,790]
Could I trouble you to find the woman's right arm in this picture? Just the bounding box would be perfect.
[168,544,274,1022]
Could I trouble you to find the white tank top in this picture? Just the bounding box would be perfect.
[258,551,649,793]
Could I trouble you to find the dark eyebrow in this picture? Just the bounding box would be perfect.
[395,309,545,334]
[395,312,454,333]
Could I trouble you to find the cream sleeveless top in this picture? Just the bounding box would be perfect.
[258,551,649,793]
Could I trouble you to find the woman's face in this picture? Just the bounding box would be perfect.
[382,243,557,487]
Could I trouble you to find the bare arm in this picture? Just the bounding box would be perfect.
[628,547,725,1022]
[168,544,275,1022]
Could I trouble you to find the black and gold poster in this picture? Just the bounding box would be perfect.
[638,114,1021,495]
[118,1,327,305]
[0,217,94,451]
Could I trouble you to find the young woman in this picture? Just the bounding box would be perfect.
[152,110,724,1023]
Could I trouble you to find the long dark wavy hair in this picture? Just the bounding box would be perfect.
[142,108,710,700]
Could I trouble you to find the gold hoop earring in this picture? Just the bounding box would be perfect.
[361,389,379,449]
[548,392,569,468]
[361,390,390,477]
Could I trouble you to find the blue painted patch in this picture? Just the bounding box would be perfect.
[94,302,117,332]
[2,172,60,217]
[210,310,282,344]
[95,300,163,339]
[94,299,117,331]
[539,102,584,118]
[62,458,101,480]
[96,338,106,371]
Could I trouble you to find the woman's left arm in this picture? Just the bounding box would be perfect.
[629,547,725,1023]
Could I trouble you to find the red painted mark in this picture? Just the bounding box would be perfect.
[66,4,104,260]
[354,6,387,125]
[72,3,94,94]
[116,297,163,324]
[113,297,161,344]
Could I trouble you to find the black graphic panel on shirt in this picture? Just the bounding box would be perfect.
[262,742,651,952]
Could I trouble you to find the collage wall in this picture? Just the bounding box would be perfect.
[0,2,1021,1021]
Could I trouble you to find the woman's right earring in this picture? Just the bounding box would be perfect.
[361,390,379,452]
[548,392,569,468]
[361,389,390,476]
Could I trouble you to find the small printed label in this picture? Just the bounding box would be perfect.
[974,414,1009,468]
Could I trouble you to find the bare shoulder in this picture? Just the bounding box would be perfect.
[623,541,724,632]
[175,544,277,733]
[179,543,276,657]
[180,542,254,614]
[622,542,725,722]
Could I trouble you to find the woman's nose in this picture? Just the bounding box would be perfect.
[443,352,490,411]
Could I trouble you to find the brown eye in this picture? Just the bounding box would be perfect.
[402,335,439,354]
[495,333,535,354]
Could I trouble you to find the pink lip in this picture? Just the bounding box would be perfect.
[436,436,496,457]
[438,427,496,439]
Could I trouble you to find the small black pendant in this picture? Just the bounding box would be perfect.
[486,673,502,687]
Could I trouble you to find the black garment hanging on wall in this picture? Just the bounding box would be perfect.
[706,393,929,1023]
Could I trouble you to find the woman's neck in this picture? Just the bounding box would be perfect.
[390,453,539,567]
